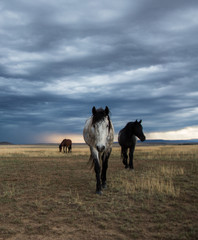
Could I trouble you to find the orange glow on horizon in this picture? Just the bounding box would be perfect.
[39,125,198,144]
[40,133,84,144]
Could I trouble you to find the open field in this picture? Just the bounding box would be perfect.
[0,144,198,240]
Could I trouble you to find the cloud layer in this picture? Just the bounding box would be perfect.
[0,0,198,143]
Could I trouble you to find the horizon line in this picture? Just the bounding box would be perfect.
[1,138,198,145]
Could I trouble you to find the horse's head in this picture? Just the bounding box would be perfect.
[59,144,62,152]
[133,120,146,142]
[92,106,112,152]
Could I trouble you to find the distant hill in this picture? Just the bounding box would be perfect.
[0,142,13,145]
[137,139,198,145]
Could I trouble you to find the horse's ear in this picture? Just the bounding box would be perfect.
[92,106,96,115]
[135,120,138,123]
[139,120,142,124]
[105,106,109,115]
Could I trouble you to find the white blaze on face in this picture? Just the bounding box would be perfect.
[93,117,109,152]
[83,115,114,153]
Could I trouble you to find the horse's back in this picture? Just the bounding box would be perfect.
[118,129,136,147]
[66,139,72,145]
[61,139,72,146]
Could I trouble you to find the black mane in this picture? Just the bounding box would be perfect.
[92,108,107,125]
[123,122,134,130]
[121,122,135,139]
[92,106,112,132]
[123,120,142,130]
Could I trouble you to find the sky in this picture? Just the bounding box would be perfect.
[0,0,198,144]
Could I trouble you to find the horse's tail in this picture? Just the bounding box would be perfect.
[87,155,94,170]
[87,153,102,170]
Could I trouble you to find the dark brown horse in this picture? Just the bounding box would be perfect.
[59,139,72,153]
[118,120,146,169]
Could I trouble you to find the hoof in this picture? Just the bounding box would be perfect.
[125,165,129,169]
[96,190,102,195]
[102,183,107,189]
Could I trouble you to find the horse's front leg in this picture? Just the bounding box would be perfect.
[94,158,101,194]
[101,148,112,188]
[91,147,101,194]
[122,147,128,168]
[129,146,135,169]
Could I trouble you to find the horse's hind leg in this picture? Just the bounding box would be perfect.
[68,145,71,152]
[101,148,112,188]
[122,147,128,168]
[129,146,135,169]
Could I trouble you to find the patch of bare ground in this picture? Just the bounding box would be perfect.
[0,145,197,239]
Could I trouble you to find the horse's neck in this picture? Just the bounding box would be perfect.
[126,123,135,139]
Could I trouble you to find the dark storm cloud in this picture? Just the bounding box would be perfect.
[0,0,198,143]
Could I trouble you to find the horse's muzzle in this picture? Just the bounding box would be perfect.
[97,145,105,152]
[141,136,146,142]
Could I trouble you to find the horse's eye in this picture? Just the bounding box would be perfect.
[107,124,109,128]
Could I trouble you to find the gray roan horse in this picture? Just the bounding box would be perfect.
[118,120,146,169]
[83,106,114,194]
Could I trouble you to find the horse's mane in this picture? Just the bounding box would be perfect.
[92,108,107,125]
[61,139,66,144]
[123,120,142,130]
[121,121,142,139]
[123,122,134,130]
[121,121,138,140]
[92,108,112,132]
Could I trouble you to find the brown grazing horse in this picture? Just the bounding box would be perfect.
[59,139,72,153]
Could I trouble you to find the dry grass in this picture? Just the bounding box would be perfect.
[111,166,183,197]
[0,144,198,240]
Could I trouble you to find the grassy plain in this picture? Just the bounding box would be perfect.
[0,144,197,240]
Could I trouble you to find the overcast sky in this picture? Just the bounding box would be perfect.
[0,0,198,144]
